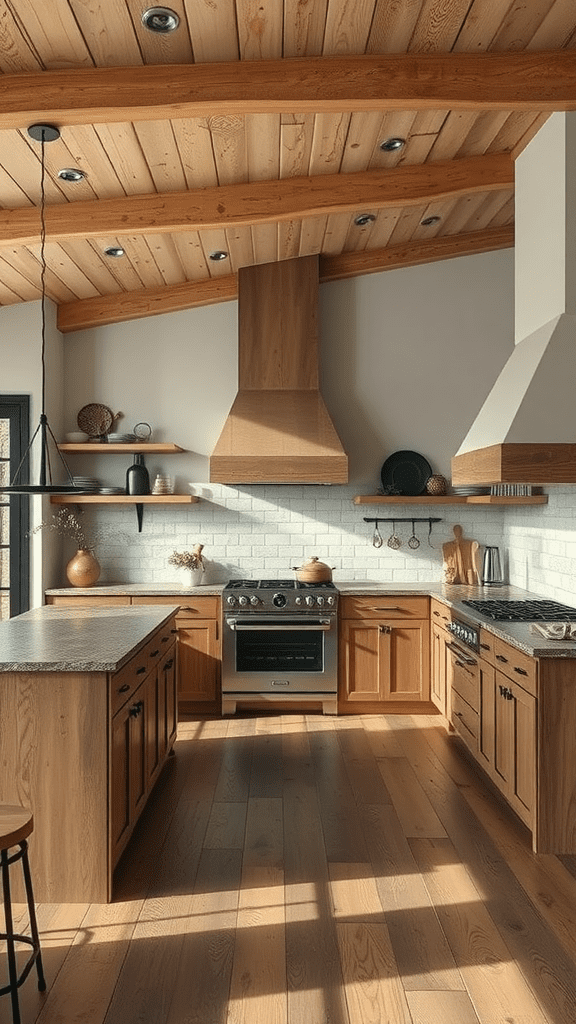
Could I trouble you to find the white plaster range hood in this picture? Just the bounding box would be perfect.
[210,255,348,484]
[452,113,576,486]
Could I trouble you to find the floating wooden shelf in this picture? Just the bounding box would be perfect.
[50,494,198,505]
[353,495,548,506]
[58,443,185,453]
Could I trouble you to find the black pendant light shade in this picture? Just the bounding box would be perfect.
[1,125,85,496]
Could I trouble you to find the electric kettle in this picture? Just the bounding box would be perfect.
[482,546,504,586]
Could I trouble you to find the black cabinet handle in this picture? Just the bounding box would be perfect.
[118,683,130,693]
[136,666,146,675]
[514,666,528,676]
[496,654,508,663]
[164,659,174,671]
[161,635,169,642]
[149,649,159,657]
[480,642,490,650]
[129,700,144,717]
[171,628,178,635]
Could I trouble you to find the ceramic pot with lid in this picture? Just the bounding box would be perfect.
[293,556,334,583]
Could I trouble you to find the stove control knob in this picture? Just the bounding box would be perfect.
[327,596,335,606]
[250,596,259,606]
[305,595,315,607]
[238,595,248,607]
[316,596,325,606]
[273,593,287,608]
[226,595,237,606]
[295,596,303,605]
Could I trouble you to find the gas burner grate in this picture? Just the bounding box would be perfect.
[462,599,576,621]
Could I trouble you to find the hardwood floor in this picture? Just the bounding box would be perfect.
[3,713,576,1024]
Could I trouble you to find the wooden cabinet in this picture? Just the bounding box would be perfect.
[131,595,221,711]
[475,630,536,831]
[0,615,177,903]
[339,596,430,712]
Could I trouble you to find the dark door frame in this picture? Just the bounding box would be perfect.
[0,394,30,615]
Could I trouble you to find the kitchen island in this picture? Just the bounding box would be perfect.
[0,604,179,903]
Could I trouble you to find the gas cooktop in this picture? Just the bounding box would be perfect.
[462,599,576,621]
[225,579,336,590]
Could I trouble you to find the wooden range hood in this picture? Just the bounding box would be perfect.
[210,255,348,484]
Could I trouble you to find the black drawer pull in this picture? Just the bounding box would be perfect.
[171,628,178,634]
[480,642,490,650]
[129,700,144,717]
[149,649,159,657]
[136,666,146,675]
[161,635,169,642]
[118,683,130,693]
[514,666,528,676]
[164,659,174,671]
[496,654,508,663]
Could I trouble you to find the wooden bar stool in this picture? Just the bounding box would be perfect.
[0,806,46,1024]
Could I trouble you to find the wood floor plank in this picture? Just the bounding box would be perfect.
[360,803,465,992]
[243,797,283,868]
[329,862,385,921]
[406,989,482,1024]
[212,728,254,802]
[204,801,248,850]
[307,717,370,862]
[165,848,242,1024]
[377,756,448,838]
[336,922,412,1024]
[337,721,394,805]
[361,715,406,758]
[227,865,287,1024]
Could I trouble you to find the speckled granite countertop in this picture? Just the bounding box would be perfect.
[43,581,576,659]
[0,604,179,673]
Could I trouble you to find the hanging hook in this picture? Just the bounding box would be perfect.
[427,519,434,547]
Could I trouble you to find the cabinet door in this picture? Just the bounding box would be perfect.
[145,668,161,786]
[478,659,496,774]
[158,644,177,759]
[431,622,448,714]
[340,618,428,704]
[493,671,536,827]
[110,690,147,865]
[178,618,220,703]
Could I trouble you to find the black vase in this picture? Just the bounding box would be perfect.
[126,453,150,495]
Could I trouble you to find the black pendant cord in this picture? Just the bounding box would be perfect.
[1,123,82,494]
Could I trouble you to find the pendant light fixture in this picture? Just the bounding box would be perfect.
[1,124,84,495]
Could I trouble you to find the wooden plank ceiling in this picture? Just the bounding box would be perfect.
[0,0,575,332]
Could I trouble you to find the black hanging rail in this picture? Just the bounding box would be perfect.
[362,517,443,524]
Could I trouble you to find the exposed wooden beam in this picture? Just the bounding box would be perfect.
[1,51,576,129]
[319,225,514,281]
[57,227,514,333]
[0,155,514,247]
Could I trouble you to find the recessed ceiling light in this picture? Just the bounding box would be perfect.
[380,137,406,152]
[209,250,228,261]
[104,246,125,258]
[58,168,86,182]
[141,6,180,32]
[421,215,441,226]
[354,213,376,227]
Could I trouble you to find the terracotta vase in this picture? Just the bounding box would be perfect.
[66,548,101,587]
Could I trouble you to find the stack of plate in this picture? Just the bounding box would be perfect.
[452,485,490,496]
[107,433,137,443]
[73,476,100,493]
[99,486,125,495]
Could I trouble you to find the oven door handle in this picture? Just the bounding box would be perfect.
[445,640,477,666]
[227,619,333,631]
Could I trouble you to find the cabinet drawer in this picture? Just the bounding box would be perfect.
[341,596,429,620]
[478,629,495,665]
[131,595,219,619]
[493,637,537,696]
[111,658,148,715]
[451,659,479,712]
[430,598,451,628]
[451,689,479,746]
[46,595,130,607]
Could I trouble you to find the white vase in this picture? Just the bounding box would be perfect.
[180,566,204,588]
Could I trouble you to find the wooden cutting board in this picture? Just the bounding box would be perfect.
[442,524,481,585]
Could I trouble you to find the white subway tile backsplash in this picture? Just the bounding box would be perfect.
[77,485,576,602]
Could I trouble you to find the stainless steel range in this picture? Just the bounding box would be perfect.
[221,579,338,715]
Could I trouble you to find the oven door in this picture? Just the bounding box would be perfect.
[222,616,337,694]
